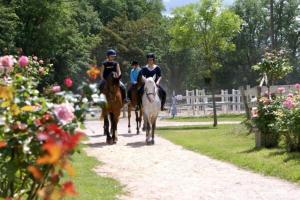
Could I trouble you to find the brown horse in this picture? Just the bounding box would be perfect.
[101,72,123,144]
[127,84,143,134]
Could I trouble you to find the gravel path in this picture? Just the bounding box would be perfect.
[83,119,300,200]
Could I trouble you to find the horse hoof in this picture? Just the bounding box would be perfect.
[128,130,131,134]
[151,140,155,145]
[106,138,113,145]
[136,131,140,135]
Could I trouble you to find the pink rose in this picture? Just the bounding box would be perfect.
[288,93,294,98]
[277,87,286,94]
[64,77,73,88]
[52,85,61,93]
[283,98,295,109]
[39,67,45,75]
[18,56,29,67]
[295,83,300,90]
[0,55,14,69]
[53,103,75,124]
[39,60,44,65]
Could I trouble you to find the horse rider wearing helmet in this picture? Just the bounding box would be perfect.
[138,53,167,111]
[99,49,127,103]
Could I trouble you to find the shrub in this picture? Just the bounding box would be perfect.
[0,55,98,199]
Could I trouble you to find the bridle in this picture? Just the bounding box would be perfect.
[145,87,156,103]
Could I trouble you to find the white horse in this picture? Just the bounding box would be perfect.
[142,75,161,145]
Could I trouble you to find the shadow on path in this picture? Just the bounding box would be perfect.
[126,141,146,148]
[87,142,109,148]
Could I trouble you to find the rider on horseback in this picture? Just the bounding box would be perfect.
[99,49,127,104]
[138,53,167,111]
[127,60,141,102]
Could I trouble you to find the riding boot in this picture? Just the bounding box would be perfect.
[158,86,167,111]
[137,86,144,109]
[120,83,127,104]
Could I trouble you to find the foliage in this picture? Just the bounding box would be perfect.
[252,84,300,151]
[0,55,99,199]
[169,0,243,125]
[252,93,281,147]
[275,85,300,151]
[252,49,293,86]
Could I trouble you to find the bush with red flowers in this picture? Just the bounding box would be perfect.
[0,55,98,200]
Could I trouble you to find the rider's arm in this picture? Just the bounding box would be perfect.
[156,67,162,85]
[100,65,104,80]
[130,70,136,84]
[116,63,121,77]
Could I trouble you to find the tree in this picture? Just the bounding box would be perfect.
[169,0,242,126]
[0,3,20,53]
[2,0,102,85]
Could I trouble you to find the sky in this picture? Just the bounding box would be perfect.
[163,0,235,14]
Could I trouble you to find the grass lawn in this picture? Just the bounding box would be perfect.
[158,125,300,184]
[66,148,122,200]
[163,114,245,122]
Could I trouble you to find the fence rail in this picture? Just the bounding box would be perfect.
[171,84,296,116]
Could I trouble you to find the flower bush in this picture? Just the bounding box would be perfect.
[274,85,300,151]
[0,55,99,199]
[252,84,300,151]
[252,93,281,147]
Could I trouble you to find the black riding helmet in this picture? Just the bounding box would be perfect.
[106,49,117,57]
[131,60,139,65]
[146,53,155,60]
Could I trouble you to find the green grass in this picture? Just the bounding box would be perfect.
[66,148,122,200]
[158,125,300,184]
[163,114,245,122]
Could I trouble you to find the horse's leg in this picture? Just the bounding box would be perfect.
[142,112,146,132]
[128,103,131,133]
[108,113,115,145]
[135,110,139,135]
[138,107,143,130]
[144,115,151,144]
[114,114,119,143]
[104,115,111,144]
[151,119,156,145]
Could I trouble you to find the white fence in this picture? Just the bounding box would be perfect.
[172,84,297,116]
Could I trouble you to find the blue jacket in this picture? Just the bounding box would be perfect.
[130,67,141,84]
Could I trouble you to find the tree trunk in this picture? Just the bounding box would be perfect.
[270,0,275,49]
[240,86,251,120]
[210,80,218,127]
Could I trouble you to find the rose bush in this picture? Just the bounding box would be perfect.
[252,84,300,151]
[0,55,99,199]
[274,85,300,151]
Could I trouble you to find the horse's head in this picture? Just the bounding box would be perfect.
[143,76,158,103]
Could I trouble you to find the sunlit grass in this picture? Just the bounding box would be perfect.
[158,125,300,183]
[66,148,122,200]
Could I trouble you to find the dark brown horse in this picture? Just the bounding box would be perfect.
[127,84,143,134]
[101,72,123,144]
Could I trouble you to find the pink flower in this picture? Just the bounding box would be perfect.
[288,93,294,98]
[53,103,75,124]
[18,56,29,67]
[277,87,286,94]
[39,60,44,65]
[0,55,14,69]
[295,83,300,90]
[39,67,45,75]
[64,77,73,88]
[283,98,295,109]
[52,85,61,93]
[251,107,258,118]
